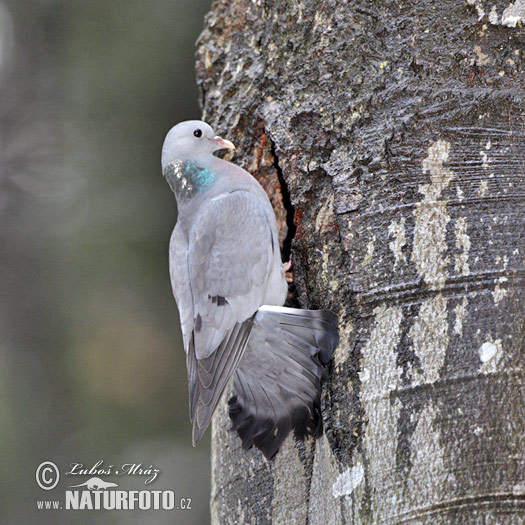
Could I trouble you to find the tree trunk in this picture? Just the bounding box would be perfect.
[195,1,525,523]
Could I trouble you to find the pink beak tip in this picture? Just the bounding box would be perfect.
[211,136,236,150]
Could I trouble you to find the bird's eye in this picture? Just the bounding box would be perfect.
[193,129,202,138]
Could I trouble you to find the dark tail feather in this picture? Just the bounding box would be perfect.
[228,306,339,459]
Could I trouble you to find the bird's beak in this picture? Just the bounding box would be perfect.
[210,136,235,150]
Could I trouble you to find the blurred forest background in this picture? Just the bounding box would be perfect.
[0,1,211,523]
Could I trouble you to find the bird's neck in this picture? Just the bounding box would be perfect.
[166,160,217,204]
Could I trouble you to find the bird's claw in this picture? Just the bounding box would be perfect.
[282,259,293,283]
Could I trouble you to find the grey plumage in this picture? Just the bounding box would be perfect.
[230,306,338,458]
[162,120,339,458]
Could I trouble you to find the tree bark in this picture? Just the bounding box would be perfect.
[196,1,525,523]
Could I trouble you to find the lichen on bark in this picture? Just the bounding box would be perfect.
[196,1,525,523]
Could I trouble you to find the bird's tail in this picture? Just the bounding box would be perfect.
[228,305,339,459]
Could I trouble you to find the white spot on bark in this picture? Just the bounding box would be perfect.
[489,5,499,24]
[410,295,448,385]
[473,425,483,435]
[412,140,453,290]
[388,218,406,266]
[479,339,503,373]
[473,45,490,66]
[512,482,525,496]
[454,297,468,336]
[362,237,375,266]
[480,150,490,169]
[407,403,450,508]
[315,194,334,232]
[332,463,364,498]
[454,217,471,275]
[421,140,453,196]
[502,0,525,26]
[478,179,489,197]
[479,341,497,362]
[359,367,370,383]
[476,4,486,20]
[333,320,353,367]
[492,276,508,304]
[314,195,340,292]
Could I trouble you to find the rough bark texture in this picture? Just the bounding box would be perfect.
[195,1,525,523]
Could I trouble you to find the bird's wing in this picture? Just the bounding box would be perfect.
[169,225,194,351]
[186,190,275,444]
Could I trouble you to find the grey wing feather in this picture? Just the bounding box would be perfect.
[188,191,273,360]
[189,317,255,445]
[185,190,274,444]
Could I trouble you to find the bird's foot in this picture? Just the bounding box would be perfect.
[282,259,293,283]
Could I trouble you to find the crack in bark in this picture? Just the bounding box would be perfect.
[270,139,296,264]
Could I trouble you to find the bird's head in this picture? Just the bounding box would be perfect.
[161,120,235,169]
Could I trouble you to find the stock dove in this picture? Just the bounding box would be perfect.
[162,120,339,458]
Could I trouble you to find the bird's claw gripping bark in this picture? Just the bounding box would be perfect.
[282,259,293,283]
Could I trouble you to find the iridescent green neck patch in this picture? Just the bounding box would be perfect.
[164,161,217,203]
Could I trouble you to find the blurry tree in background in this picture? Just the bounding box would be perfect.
[0,1,211,523]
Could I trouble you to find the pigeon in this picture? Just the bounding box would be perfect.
[162,120,339,459]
